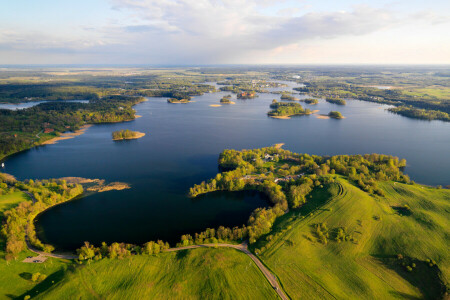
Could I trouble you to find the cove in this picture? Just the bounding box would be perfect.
[34,190,270,250]
[3,81,450,251]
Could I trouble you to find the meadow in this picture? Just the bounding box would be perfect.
[35,248,278,299]
[259,179,449,299]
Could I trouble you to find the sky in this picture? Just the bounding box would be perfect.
[1,0,449,65]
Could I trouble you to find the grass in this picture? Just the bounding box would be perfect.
[259,179,449,299]
[0,191,71,299]
[35,248,278,300]
[0,191,30,218]
[404,87,450,101]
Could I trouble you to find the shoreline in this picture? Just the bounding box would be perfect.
[41,125,92,145]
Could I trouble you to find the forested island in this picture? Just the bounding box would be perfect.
[280,93,299,101]
[112,129,145,140]
[303,98,318,104]
[326,97,347,105]
[167,97,191,103]
[268,100,311,119]
[328,111,344,119]
[220,95,234,104]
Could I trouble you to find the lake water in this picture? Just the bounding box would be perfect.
[2,81,450,250]
[0,99,89,110]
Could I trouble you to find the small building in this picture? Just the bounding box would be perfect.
[44,128,54,133]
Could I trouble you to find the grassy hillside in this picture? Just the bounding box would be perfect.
[36,248,278,300]
[0,191,70,299]
[259,179,449,299]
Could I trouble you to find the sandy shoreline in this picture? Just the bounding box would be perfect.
[269,115,291,119]
[112,132,146,141]
[41,125,92,145]
[273,143,285,149]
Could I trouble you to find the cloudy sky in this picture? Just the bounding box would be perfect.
[1,0,449,64]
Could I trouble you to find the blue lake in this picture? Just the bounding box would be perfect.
[3,81,450,250]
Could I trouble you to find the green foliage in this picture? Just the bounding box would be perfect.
[112,129,140,140]
[268,101,310,117]
[1,178,83,259]
[326,97,347,105]
[328,111,344,119]
[388,106,450,122]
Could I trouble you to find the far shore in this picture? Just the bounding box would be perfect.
[112,131,146,141]
[41,125,92,145]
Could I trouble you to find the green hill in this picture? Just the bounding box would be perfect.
[35,248,278,299]
[259,179,449,299]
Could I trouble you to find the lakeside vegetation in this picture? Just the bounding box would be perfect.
[112,129,145,140]
[388,106,450,122]
[267,100,311,118]
[1,176,83,259]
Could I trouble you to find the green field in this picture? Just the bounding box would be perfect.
[35,248,278,299]
[260,179,449,299]
[0,191,71,299]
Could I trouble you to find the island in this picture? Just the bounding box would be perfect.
[303,98,319,105]
[220,95,235,104]
[237,91,257,99]
[328,111,344,119]
[167,98,191,103]
[325,97,347,105]
[280,93,299,101]
[112,129,145,140]
[268,100,311,119]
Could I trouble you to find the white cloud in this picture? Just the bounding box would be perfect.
[1,0,449,64]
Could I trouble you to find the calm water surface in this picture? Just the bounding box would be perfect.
[3,81,450,250]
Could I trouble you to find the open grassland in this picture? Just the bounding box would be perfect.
[36,248,278,300]
[260,179,449,299]
[404,87,450,101]
[0,191,29,218]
